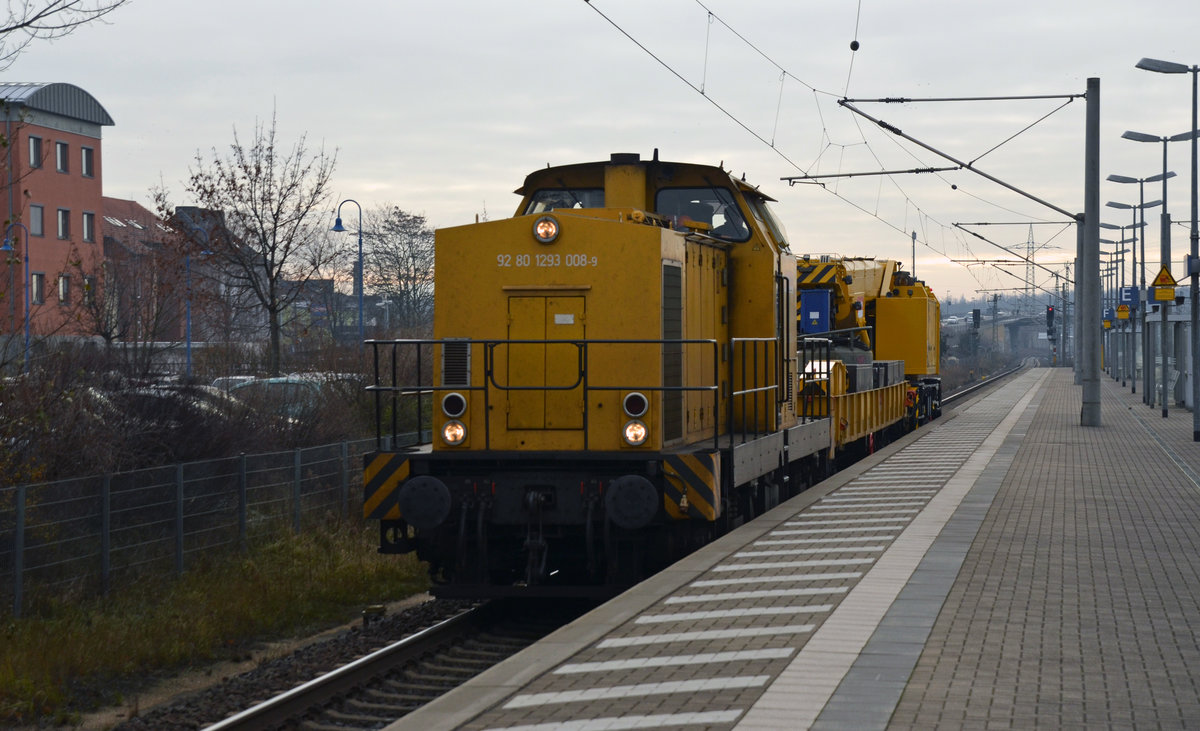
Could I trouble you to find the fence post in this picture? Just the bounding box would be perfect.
[293,448,302,534]
[238,453,247,551]
[101,474,111,596]
[13,485,25,619]
[340,441,349,519]
[175,464,184,575]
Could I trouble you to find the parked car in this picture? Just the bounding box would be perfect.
[211,375,255,392]
[230,376,324,421]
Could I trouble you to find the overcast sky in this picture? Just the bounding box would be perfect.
[8,0,1200,306]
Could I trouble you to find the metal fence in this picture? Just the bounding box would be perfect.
[0,436,406,618]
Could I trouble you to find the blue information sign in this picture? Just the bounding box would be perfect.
[1119,286,1139,310]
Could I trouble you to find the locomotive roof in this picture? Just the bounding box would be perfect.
[514,154,776,202]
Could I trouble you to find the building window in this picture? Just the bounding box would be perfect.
[57,208,70,239]
[29,204,44,236]
[29,136,42,169]
[83,275,96,306]
[31,273,45,305]
[56,141,69,173]
[82,212,95,242]
[81,146,95,178]
[58,274,70,304]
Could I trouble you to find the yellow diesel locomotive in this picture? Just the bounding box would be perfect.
[364,152,940,597]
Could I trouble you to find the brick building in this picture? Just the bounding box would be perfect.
[1,82,114,348]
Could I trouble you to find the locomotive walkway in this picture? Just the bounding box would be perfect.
[388,367,1200,730]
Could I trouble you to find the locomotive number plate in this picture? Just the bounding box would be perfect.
[497,253,599,268]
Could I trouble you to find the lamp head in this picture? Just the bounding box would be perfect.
[1106,174,1138,184]
[1147,171,1176,183]
[1136,57,1190,74]
[1105,201,1133,209]
[331,217,346,232]
[1122,130,1162,143]
[1170,130,1200,143]
[0,239,11,252]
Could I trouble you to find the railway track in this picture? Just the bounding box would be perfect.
[942,362,1026,408]
[202,599,592,731]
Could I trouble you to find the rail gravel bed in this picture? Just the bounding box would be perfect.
[111,598,476,731]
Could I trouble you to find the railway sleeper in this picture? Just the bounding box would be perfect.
[373,688,443,706]
[343,697,418,715]
[302,720,380,731]
[422,655,494,672]
[316,707,397,725]
[419,660,489,678]
[397,674,465,692]
[404,668,480,684]
[364,686,445,704]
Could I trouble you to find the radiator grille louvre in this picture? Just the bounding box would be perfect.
[663,264,683,441]
[442,340,470,386]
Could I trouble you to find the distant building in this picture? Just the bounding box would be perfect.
[0,82,114,345]
[175,205,267,345]
[101,196,180,344]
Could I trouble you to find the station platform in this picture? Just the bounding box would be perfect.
[388,367,1200,730]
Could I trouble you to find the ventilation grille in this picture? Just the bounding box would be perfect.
[663,264,683,441]
[442,340,471,387]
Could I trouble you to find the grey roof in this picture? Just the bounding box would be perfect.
[0,82,114,126]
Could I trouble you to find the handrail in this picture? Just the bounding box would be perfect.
[368,338,721,452]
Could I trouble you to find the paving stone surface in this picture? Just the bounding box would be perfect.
[888,370,1200,729]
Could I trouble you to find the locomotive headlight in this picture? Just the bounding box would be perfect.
[623,391,649,418]
[441,392,467,418]
[623,420,648,446]
[441,420,466,446]
[533,215,559,243]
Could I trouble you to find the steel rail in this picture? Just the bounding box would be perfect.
[941,363,1027,408]
[202,603,492,731]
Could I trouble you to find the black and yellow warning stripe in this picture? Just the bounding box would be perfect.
[797,262,839,286]
[363,453,409,520]
[663,451,721,521]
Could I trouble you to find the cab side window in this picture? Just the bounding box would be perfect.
[525,188,605,214]
[655,187,750,241]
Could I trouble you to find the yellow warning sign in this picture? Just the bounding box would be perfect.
[1117,304,1130,320]
[1152,266,1177,287]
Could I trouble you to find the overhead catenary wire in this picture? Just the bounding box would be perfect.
[581,0,1079,297]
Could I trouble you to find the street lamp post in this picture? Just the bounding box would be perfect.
[1121,130,1200,416]
[1100,234,1134,384]
[332,199,364,347]
[1,222,31,372]
[1104,212,1148,391]
[186,252,193,380]
[1137,57,1200,437]
[1108,174,1170,401]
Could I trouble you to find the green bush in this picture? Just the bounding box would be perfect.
[0,521,428,726]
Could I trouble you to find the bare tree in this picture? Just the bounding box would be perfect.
[0,0,130,69]
[363,205,435,336]
[181,113,338,376]
[71,225,191,377]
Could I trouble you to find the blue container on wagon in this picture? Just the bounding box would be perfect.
[799,289,831,335]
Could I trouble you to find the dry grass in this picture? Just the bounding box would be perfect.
[0,521,428,726]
